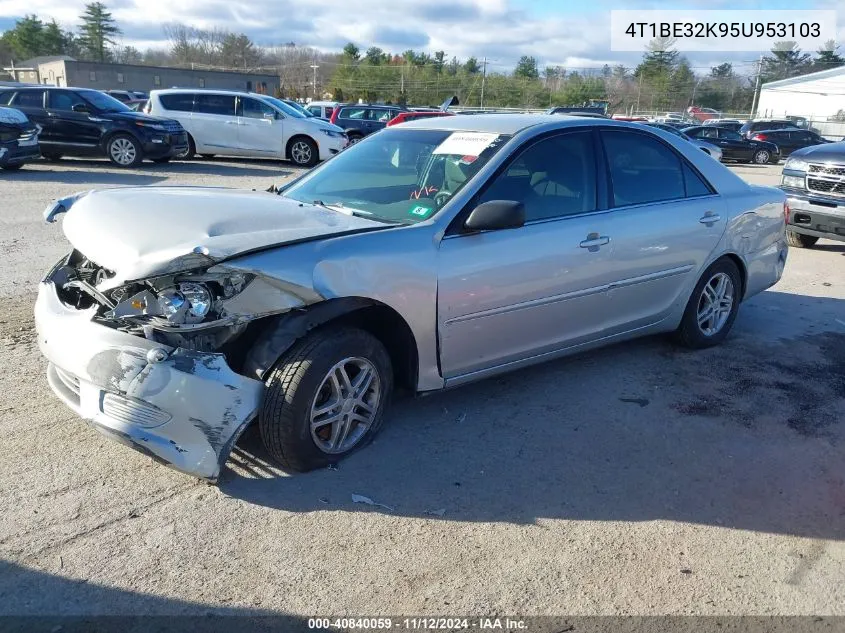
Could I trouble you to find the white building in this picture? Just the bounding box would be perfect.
[757,66,845,120]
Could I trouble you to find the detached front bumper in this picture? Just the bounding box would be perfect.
[35,281,263,481]
[0,138,40,166]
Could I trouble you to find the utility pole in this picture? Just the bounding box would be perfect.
[750,54,764,119]
[310,61,320,98]
[480,56,488,109]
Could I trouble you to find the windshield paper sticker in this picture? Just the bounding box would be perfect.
[409,204,435,218]
[433,132,498,157]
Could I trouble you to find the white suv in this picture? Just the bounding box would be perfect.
[146,89,347,166]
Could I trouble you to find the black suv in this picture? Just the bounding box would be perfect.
[747,128,830,157]
[0,86,187,167]
[738,119,799,139]
[0,106,40,170]
[329,104,406,142]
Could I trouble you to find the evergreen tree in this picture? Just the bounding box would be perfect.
[514,55,539,79]
[813,40,845,71]
[760,41,812,82]
[78,2,121,62]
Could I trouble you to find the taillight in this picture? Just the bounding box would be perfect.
[329,108,339,125]
[754,133,767,141]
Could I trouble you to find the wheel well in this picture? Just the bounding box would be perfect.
[325,305,419,392]
[720,253,747,300]
[241,298,419,393]
[285,134,315,159]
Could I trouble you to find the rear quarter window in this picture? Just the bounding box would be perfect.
[340,107,366,120]
[159,93,195,112]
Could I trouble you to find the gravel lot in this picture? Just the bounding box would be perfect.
[1,158,843,618]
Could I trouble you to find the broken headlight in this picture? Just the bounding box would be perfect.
[159,282,213,324]
[106,272,253,327]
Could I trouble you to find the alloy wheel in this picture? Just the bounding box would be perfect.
[291,141,312,165]
[754,150,770,164]
[697,272,734,337]
[109,138,137,166]
[309,357,381,454]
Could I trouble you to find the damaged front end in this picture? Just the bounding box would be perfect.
[35,249,310,481]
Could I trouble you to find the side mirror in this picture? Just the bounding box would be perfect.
[264,111,275,120]
[464,200,525,232]
[72,103,89,113]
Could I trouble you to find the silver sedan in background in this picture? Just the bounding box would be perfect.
[36,115,788,480]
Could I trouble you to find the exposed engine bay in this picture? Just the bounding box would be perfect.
[50,249,259,353]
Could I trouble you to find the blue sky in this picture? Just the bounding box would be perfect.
[0,0,841,76]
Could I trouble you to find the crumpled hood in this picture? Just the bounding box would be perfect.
[57,186,383,282]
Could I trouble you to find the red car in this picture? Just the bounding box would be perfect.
[386,111,456,127]
[687,106,721,122]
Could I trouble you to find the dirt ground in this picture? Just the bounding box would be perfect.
[0,158,843,618]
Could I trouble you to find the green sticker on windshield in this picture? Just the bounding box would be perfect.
[409,204,434,219]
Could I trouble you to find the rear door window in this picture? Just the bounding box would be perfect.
[340,107,366,120]
[158,93,195,112]
[11,90,45,108]
[601,130,686,206]
[193,94,236,116]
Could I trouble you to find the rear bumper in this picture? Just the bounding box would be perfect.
[35,280,263,480]
[783,190,845,243]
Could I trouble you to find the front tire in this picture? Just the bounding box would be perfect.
[289,137,319,167]
[786,230,819,248]
[675,258,742,349]
[259,327,393,472]
[752,149,770,164]
[106,134,143,168]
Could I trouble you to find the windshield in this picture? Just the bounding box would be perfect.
[80,90,131,113]
[259,96,306,119]
[283,128,511,224]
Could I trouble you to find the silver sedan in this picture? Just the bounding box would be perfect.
[36,115,788,480]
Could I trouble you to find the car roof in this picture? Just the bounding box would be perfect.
[153,88,260,97]
[390,113,642,135]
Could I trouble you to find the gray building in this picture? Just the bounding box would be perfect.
[4,58,279,95]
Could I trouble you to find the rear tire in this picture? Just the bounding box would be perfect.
[259,327,393,472]
[786,230,819,248]
[346,132,363,145]
[1,164,23,171]
[106,134,143,168]
[674,258,742,350]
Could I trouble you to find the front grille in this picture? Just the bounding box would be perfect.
[809,164,845,177]
[159,120,184,133]
[807,178,845,196]
[102,393,171,428]
[17,127,37,142]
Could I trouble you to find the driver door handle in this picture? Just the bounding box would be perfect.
[699,212,721,225]
[579,233,610,249]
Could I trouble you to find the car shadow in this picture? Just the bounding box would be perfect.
[7,166,168,186]
[0,561,312,629]
[220,290,845,541]
[813,242,845,254]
